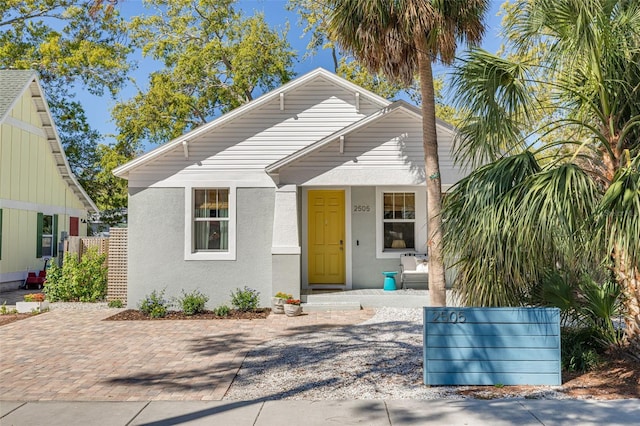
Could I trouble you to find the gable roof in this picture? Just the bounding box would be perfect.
[265,100,457,174]
[0,70,98,213]
[113,68,392,178]
[0,69,37,122]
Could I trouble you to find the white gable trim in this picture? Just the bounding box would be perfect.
[266,101,415,174]
[30,78,99,214]
[113,68,392,178]
[266,100,458,175]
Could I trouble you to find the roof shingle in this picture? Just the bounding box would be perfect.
[0,69,37,122]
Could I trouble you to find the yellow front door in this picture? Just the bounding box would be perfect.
[308,190,345,284]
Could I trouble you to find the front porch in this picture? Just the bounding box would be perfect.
[301,289,459,311]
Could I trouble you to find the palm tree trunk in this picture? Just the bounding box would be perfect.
[626,269,640,354]
[417,47,447,307]
[616,254,640,357]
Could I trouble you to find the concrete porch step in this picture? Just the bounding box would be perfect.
[303,289,433,308]
[301,301,362,311]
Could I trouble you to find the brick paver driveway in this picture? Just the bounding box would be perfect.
[0,308,373,401]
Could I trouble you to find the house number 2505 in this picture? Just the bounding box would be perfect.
[353,205,370,212]
[431,311,467,323]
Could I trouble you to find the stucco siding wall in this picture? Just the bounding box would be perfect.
[272,254,301,298]
[127,187,275,308]
[350,187,399,289]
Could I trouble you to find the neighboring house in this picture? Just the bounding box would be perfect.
[0,70,98,288]
[114,68,468,307]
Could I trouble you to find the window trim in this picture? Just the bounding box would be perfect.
[36,213,57,258]
[184,185,236,261]
[382,191,416,250]
[375,187,427,259]
[40,214,55,258]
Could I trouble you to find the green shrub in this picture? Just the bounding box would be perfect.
[561,327,602,372]
[108,299,124,308]
[535,271,625,350]
[179,289,209,315]
[1,302,17,315]
[213,305,231,316]
[44,261,64,299]
[44,248,108,302]
[230,286,260,312]
[578,277,625,347]
[139,289,169,318]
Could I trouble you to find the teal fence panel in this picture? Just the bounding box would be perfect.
[423,307,561,386]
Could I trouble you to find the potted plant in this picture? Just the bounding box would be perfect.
[271,292,292,314]
[16,293,49,313]
[283,298,302,317]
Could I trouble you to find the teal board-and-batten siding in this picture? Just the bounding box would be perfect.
[423,307,561,386]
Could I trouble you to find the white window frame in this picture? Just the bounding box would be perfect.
[42,214,54,258]
[375,187,427,259]
[184,185,236,261]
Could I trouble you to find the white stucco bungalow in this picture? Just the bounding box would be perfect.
[114,68,468,307]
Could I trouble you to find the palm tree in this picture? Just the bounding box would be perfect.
[326,0,489,306]
[444,0,640,352]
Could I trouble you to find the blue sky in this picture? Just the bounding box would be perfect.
[80,0,506,147]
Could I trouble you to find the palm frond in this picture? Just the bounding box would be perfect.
[443,152,541,306]
[451,49,534,168]
[509,163,601,275]
[443,153,604,307]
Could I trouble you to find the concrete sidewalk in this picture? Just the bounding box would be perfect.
[1,399,639,425]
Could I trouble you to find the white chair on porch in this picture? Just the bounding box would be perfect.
[399,253,429,289]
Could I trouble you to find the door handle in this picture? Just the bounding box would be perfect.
[339,240,343,245]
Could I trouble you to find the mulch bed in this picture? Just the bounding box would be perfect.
[559,354,640,399]
[0,312,39,327]
[456,353,639,400]
[103,308,270,321]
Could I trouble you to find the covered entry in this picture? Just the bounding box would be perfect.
[307,190,345,285]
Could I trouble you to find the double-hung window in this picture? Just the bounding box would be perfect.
[37,213,57,258]
[186,186,236,260]
[194,189,229,251]
[42,215,54,257]
[382,192,415,250]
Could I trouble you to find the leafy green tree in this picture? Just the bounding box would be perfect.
[0,0,132,209]
[443,0,640,352]
[92,143,132,226]
[0,0,130,96]
[51,97,102,197]
[112,0,296,151]
[286,0,338,68]
[326,0,489,307]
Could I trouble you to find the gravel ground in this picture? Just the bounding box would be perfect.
[224,307,566,400]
